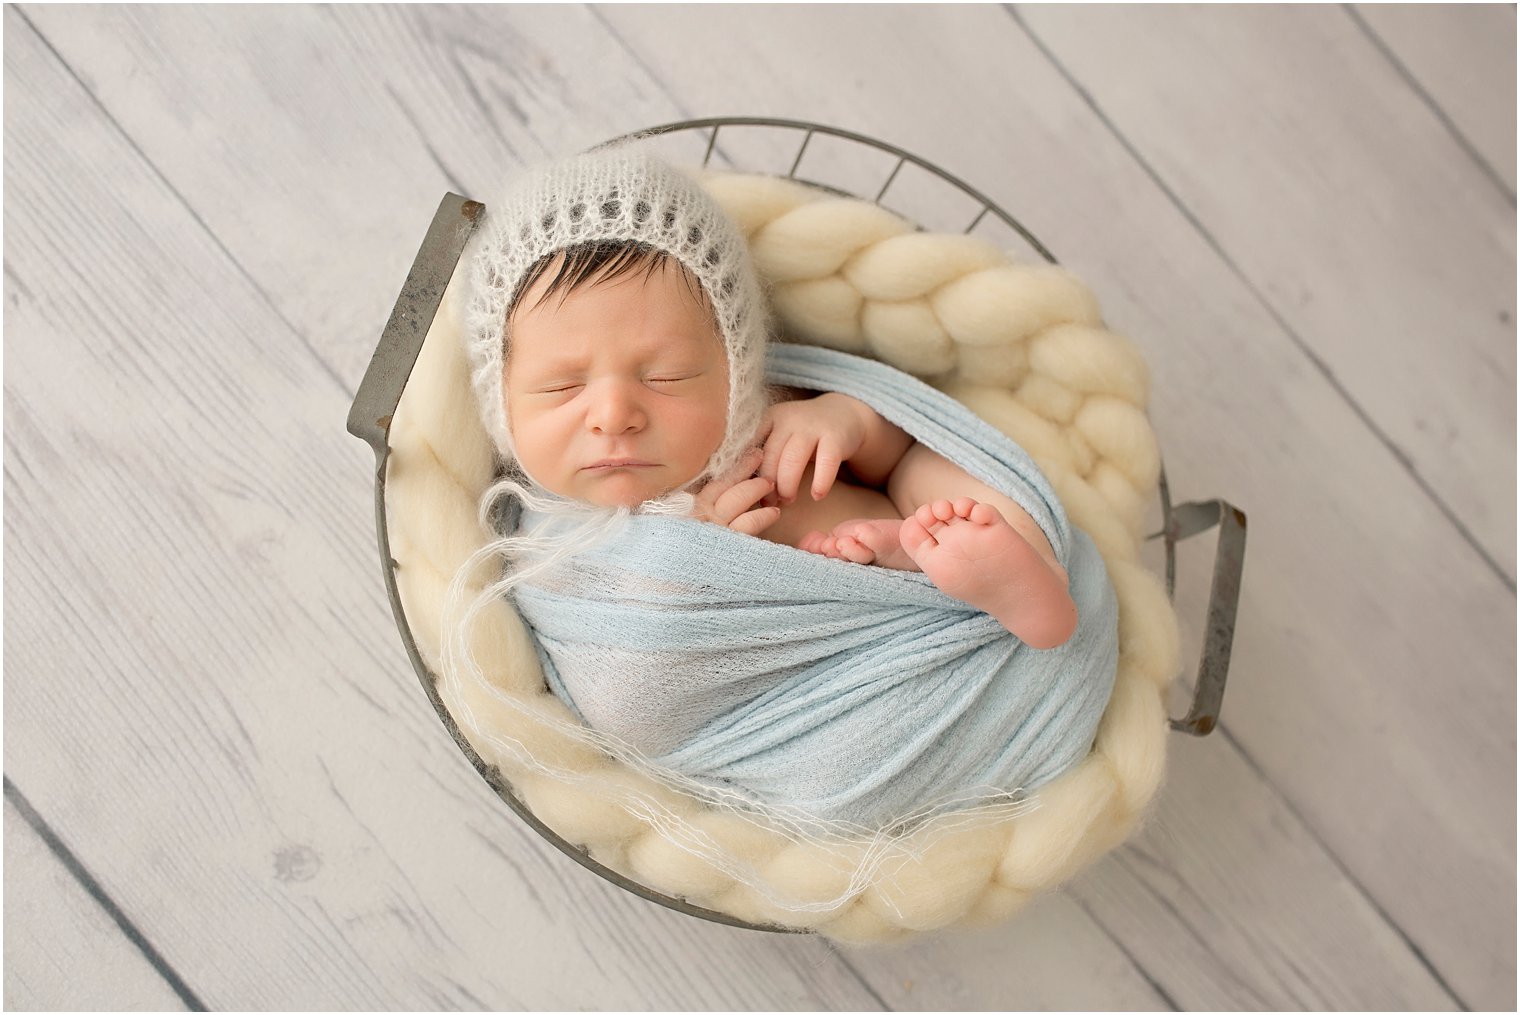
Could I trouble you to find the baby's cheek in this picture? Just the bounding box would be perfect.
[511,414,572,490]
[689,403,731,457]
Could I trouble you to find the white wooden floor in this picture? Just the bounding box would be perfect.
[4,5,1514,1011]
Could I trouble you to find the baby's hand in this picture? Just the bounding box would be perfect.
[693,448,781,537]
[759,394,869,503]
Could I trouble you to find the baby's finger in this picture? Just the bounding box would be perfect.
[693,477,720,513]
[729,505,782,537]
[697,447,760,505]
[776,437,816,504]
[811,441,843,501]
[713,475,775,523]
[759,428,789,485]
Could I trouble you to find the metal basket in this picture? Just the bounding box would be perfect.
[346,117,1247,933]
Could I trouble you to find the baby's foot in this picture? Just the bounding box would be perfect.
[799,518,921,571]
[900,498,1078,648]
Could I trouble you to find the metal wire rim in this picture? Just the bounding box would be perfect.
[603,116,1059,262]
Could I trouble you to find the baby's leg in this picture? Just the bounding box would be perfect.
[888,446,1077,648]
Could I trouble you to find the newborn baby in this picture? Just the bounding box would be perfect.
[503,234,1078,649]
[461,146,1118,827]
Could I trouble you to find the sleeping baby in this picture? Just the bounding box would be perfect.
[461,146,1117,827]
[475,153,1077,650]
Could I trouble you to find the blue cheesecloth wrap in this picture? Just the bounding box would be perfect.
[511,344,1120,829]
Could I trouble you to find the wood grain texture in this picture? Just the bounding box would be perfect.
[9,4,1170,1008]
[5,3,1514,1010]
[1019,3,1517,581]
[1069,734,1459,1011]
[3,799,190,1012]
[1353,2,1517,194]
[597,4,1514,1008]
[2,9,881,1010]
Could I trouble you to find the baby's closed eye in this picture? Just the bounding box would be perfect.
[644,370,706,385]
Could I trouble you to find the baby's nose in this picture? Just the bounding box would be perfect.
[587,384,646,434]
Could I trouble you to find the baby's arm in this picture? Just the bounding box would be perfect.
[759,392,913,503]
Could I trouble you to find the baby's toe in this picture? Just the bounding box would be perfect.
[968,502,1001,526]
[837,536,876,565]
[952,496,979,519]
[900,515,937,555]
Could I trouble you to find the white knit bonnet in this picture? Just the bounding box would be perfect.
[463,147,769,494]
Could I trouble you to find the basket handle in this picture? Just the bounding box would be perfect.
[347,193,483,454]
[1149,498,1248,736]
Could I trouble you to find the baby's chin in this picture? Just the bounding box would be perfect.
[573,469,701,510]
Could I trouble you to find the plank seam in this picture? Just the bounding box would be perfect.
[383,80,469,196]
[1214,726,1471,1011]
[1004,2,1517,596]
[583,7,749,177]
[818,940,892,1011]
[11,3,355,402]
[4,777,209,1013]
[1007,6,1483,1007]
[1067,892,1182,1011]
[1342,3,1517,208]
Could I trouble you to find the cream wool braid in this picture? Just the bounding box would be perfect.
[388,171,1180,943]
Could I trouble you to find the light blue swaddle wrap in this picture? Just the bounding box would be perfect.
[512,344,1119,829]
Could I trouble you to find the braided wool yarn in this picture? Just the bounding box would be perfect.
[386,169,1179,943]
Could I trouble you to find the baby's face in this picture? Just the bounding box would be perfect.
[504,259,730,508]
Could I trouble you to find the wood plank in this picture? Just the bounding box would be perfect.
[15,4,678,395]
[12,5,1172,1008]
[595,4,1515,1009]
[4,797,190,1012]
[844,891,1172,1013]
[14,2,1513,1008]
[1353,3,1517,193]
[1020,3,1517,580]
[1069,734,1459,1011]
[2,10,886,1010]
